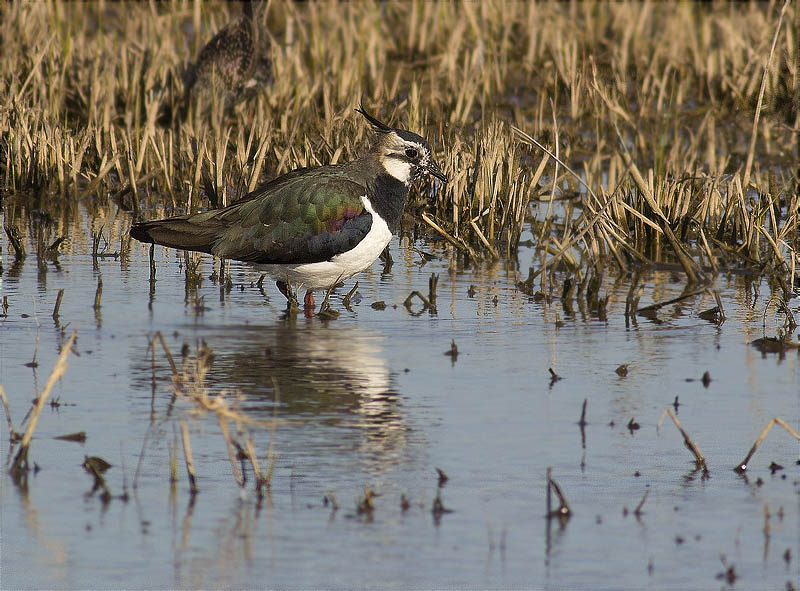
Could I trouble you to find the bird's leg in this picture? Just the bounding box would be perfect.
[303,290,315,318]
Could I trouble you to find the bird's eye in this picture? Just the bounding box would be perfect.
[405,147,418,159]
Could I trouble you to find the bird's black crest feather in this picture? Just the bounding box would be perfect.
[356,103,393,133]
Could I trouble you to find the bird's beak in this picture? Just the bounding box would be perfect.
[427,160,448,183]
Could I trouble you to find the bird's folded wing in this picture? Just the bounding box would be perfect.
[213,176,372,264]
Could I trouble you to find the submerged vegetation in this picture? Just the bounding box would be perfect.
[1,1,797,297]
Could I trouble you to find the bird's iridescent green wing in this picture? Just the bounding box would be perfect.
[212,171,372,264]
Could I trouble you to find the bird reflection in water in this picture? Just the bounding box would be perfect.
[172,323,409,475]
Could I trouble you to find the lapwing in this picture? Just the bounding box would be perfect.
[131,106,448,311]
[174,1,272,123]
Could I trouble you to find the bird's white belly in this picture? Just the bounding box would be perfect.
[254,196,392,290]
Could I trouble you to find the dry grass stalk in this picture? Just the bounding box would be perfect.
[734,417,800,474]
[179,419,198,495]
[153,331,178,377]
[0,386,21,442]
[52,289,64,320]
[634,489,649,517]
[217,414,244,488]
[657,408,708,473]
[545,467,571,519]
[742,0,791,188]
[11,330,78,475]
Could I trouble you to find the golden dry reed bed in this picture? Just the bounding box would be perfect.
[1,1,798,288]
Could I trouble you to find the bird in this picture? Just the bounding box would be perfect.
[130,106,448,312]
[162,2,272,125]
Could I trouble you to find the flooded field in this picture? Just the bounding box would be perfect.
[1,211,797,589]
[2,2,799,587]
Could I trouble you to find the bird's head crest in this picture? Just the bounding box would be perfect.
[355,103,393,134]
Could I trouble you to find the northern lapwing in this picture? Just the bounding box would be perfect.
[131,106,448,311]
[175,2,272,123]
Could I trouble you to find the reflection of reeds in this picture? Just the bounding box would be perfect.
[162,338,283,493]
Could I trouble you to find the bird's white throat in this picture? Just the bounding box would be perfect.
[381,157,412,185]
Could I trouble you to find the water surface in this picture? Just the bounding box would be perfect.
[1,209,798,589]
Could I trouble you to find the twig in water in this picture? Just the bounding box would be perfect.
[578,398,587,427]
[548,368,562,389]
[180,419,198,495]
[734,417,800,473]
[404,290,433,315]
[153,332,178,377]
[636,288,707,315]
[11,331,78,478]
[0,386,21,444]
[578,398,587,449]
[546,467,571,519]
[217,414,244,487]
[52,289,64,320]
[428,273,438,307]
[4,224,26,259]
[93,276,103,311]
[657,408,708,474]
[421,212,477,260]
[342,281,359,310]
[634,489,649,517]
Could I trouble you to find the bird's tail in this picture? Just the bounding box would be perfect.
[130,212,222,254]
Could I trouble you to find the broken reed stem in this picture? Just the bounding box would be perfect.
[169,428,179,483]
[578,398,587,426]
[217,415,244,487]
[179,419,198,495]
[657,408,708,472]
[11,330,78,473]
[545,466,552,516]
[742,0,790,188]
[52,288,64,319]
[242,434,262,485]
[421,212,477,260]
[154,331,178,377]
[93,276,103,310]
[0,386,18,440]
[634,489,649,516]
[4,224,26,259]
[549,478,571,517]
[636,288,708,314]
[734,417,800,473]
[546,466,572,517]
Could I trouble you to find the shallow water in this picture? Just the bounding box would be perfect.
[1,207,798,590]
